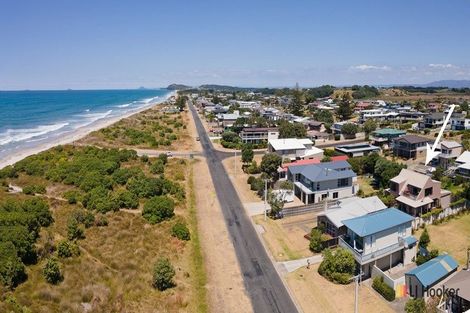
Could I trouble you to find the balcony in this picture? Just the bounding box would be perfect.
[338,236,405,265]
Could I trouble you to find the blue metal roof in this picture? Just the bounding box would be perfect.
[342,208,413,237]
[288,160,356,182]
[406,254,459,288]
[404,236,418,248]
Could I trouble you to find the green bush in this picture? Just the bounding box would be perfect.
[152,257,175,291]
[142,196,175,224]
[70,209,95,228]
[94,214,108,227]
[63,190,82,204]
[43,258,62,284]
[150,160,165,175]
[318,248,355,284]
[309,228,324,253]
[372,276,395,301]
[405,298,426,313]
[57,240,80,258]
[23,184,46,195]
[0,242,26,288]
[171,222,190,241]
[67,218,84,241]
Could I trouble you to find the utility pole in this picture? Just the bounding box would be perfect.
[352,269,363,313]
[234,151,237,176]
[264,179,268,221]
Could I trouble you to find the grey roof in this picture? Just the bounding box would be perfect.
[427,113,445,119]
[288,160,356,182]
[396,134,430,144]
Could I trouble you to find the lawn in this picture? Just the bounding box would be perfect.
[415,212,470,265]
[357,176,376,196]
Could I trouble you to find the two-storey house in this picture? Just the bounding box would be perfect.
[451,113,470,130]
[287,160,357,204]
[239,127,279,144]
[389,169,451,217]
[433,140,463,169]
[422,113,445,129]
[392,135,430,159]
[339,208,417,278]
[268,138,323,161]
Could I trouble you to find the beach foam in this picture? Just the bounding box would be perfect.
[0,122,69,146]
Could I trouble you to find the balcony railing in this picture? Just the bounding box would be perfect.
[338,236,405,264]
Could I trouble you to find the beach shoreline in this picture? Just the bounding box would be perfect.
[0,91,176,170]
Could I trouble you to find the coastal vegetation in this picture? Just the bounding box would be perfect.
[0,142,206,312]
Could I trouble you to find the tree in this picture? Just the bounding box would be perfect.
[341,123,359,138]
[419,227,430,249]
[336,93,353,121]
[405,298,426,313]
[241,145,254,164]
[289,88,304,116]
[43,258,62,284]
[318,248,355,284]
[152,257,175,291]
[268,193,284,218]
[313,110,334,124]
[432,166,444,181]
[309,228,324,253]
[150,160,165,175]
[142,196,175,224]
[67,218,84,241]
[363,119,377,138]
[278,120,307,138]
[0,242,26,289]
[57,240,79,258]
[260,153,282,181]
[171,222,190,241]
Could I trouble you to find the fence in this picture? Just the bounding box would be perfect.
[371,265,407,298]
[411,200,468,230]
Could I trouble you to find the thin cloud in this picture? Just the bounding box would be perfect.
[350,64,392,71]
[428,63,457,69]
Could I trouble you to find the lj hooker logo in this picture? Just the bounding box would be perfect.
[407,284,460,297]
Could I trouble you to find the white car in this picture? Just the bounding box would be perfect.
[166,151,173,157]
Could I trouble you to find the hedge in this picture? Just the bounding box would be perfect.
[372,276,395,301]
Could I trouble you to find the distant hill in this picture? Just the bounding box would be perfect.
[422,80,470,88]
[166,84,192,90]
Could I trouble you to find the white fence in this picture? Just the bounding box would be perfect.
[411,201,468,230]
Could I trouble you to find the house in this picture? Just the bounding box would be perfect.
[261,107,281,121]
[335,143,381,157]
[230,100,261,110]
[317,196,387,238]
[268,138,323,160]
[303,120,326,133]
[405,254,458,298]
[422,113,445,129]
[371,128,406,146]
[278,155,348,180]
[359,109,399,123]
[217,111,240,128]
[287,160,357,204]
[433,140,463,169]
[455,151,470,177]
[398,111,427,122]
[338,208,417,278]
[451,113,470,130]
[389,169,451,217]
[331,121,348,134]
[428,102,442,112]
[392,135,430,159]
[436,270,470,313]
[239,127,279,144]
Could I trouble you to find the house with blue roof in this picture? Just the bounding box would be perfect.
[338,208,417,278]
[405,254,459,298]
[287,160,357,204]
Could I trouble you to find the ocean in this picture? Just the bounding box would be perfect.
[0,89,172,165]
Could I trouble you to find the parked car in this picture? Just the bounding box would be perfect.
[196,137,200,141]
[166,151,173,157]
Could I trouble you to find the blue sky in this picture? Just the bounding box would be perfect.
[1,0,470,89]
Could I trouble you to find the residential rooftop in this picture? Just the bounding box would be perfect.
[395,134,430,144]
[288,160,356,182]
[406,254,458,288]
[373,128,406,136]
[342,207,414,237]
[268,138,313,151]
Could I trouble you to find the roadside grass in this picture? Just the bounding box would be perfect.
[414,212,470,265]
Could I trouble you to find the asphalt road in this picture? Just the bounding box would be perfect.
[189,103,299,313]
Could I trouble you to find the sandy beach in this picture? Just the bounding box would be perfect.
[0,91,176,170]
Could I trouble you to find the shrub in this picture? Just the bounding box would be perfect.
[372,276,395,301]
[171,222,190,241]
[67,218,84,241]
[0,242,26,288]
[150,160,165,175]
[246,160,261,174]
[63,190,82,204]
[309,228,324,253]
[247,176,256,185]
[23,184,46,195]
[279,180,293,190]
[142,196,175,224]
[43,258,62,284]
[405,298,426,313]
[419,227,430,248]
[70,209,95,228]
[140,154,149,163]
[152,257,175,291]
[318,248,355,284]
[94,214,109,227]
[57,240,80,258]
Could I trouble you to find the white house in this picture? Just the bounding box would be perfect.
[339,208,418,278]
[268,138,323,160]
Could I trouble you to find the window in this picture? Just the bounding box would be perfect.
[316,182,320,190]
[321,194,328,200]
[337,178,349,188]
[333,192,338,199]
[425,187,433,196]
[390,182,398,192]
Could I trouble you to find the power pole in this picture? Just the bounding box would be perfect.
[264,179,268,221]
[234,151,237,176]
[352,269,363,313]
